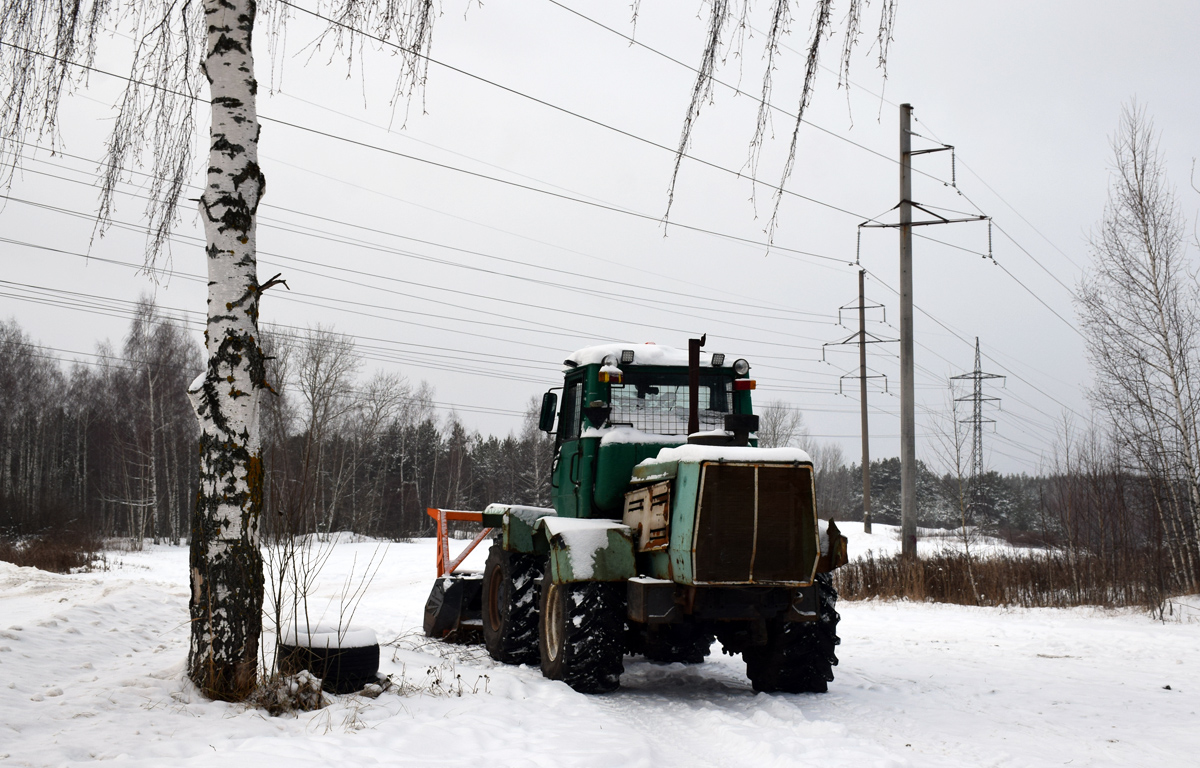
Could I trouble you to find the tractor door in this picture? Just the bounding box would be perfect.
[552,377,584,517]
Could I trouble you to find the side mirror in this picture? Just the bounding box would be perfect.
[539,391,558,433]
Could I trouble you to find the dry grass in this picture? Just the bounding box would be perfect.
[0,531,103,573]
[835,550,1177,611]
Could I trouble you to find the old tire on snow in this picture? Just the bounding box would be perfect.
[278,626,380,695]
[538,566,626,694]
[744,573,840,693]
[642,623,714,664]
[482,544,544,665]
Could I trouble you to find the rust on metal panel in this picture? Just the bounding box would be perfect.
[622,481,672,552]
[816,518,849,573]
[426,507,493,577]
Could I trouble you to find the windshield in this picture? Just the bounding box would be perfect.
[608,371,734,435]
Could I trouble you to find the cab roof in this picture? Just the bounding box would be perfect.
[564,342,722,369]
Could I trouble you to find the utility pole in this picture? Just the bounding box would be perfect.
[822,272,892,535]
[951,337,1005,488]
[899,103,916,560]
[858,269,872,534]
[857,103,990,562]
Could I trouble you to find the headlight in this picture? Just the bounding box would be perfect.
[602,353,618,367]
[732,358,750,375]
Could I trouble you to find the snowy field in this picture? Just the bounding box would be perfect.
[2,529,1198,767]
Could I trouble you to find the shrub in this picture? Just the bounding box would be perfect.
[0,531,102,573]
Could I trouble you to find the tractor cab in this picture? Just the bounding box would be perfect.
[540,342,757,520]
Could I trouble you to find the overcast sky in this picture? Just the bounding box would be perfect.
[2,0,1198,475]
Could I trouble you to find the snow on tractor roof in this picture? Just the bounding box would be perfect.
[565,343,723,368]
[648,444,813,464]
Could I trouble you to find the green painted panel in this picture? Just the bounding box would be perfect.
[639,550,673,580]
[668,462,703,585]
[594,440,680,515]
[485,504,556,554]
[545,526,636,583]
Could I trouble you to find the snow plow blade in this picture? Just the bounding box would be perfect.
[423,573,484,640]
[422,507,494,641]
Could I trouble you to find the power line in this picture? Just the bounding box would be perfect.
[0,39,853,265]
[11,141,844,323]
[274,0,868,223]
[543,0,944,183]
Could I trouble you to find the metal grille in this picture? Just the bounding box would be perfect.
[609,373,733,436]
[693,463,816,584]
[693,465,755,582]
[753,466,813,581]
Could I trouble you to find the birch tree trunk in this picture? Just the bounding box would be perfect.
[186,0,269,701]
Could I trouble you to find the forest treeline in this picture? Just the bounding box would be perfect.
[0,294,1195,598]
[0,304,1054,545]
[0,303,554,546]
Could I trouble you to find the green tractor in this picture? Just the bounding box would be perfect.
[424,338,848,694]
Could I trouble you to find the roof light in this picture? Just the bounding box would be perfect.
[711,353,725,367]
[620,349,635,364]
[732,358,750,375]
[602,353,619,367]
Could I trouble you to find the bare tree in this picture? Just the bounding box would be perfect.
[930,388,980,602]
[1076,103,1200,591]
[292,325,360,533]
[664,0,898,239]
[757,399,808,448]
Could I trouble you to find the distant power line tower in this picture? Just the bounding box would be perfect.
[822,269,895,535]
[950,337,1005,479]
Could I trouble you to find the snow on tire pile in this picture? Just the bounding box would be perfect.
[1,538,1198,767]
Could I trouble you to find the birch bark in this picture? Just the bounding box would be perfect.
[186,0,269,701]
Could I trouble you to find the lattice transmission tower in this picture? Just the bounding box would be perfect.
[950,337,1005,479]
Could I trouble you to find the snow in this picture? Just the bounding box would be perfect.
[566,342,726,368]
[582,425,684,445]
[484,503,556,527]
[279,625,377,650]
[1,540,1199,767]
[538,517,631,580]
[646,444,812,464]
[836,520,1047,561]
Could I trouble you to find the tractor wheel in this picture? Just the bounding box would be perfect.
[744,573,840,693]
[538,566,626,694]
[643,623,714,664]
[482,544,544,665]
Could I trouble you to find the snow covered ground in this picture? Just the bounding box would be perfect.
[2,533,1198,767]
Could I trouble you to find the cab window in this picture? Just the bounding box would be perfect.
[560,380,584,441]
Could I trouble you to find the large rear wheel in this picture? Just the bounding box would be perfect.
[482,544,543,665]
[744,573,840,693]
[539,566,625,693]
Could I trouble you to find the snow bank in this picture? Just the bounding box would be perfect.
[279,625,378,650]
[566,342,724,368]
[647,444,812,464]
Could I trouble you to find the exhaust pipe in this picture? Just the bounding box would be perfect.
[688,334,705,436]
